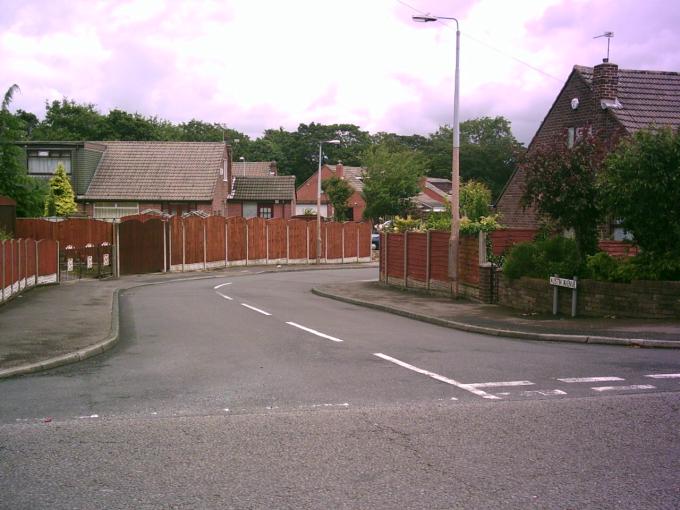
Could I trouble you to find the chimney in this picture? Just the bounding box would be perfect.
[269,161,278,176]
[592,60,619,102]
[335,161,344,179]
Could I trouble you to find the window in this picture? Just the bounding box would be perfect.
[258,204,273,219]
[93,202,139,219]
[161,202,198,216]
[27,150,72,175]
[567,126,593,148]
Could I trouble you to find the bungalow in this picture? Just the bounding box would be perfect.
[225,175,296,219]
[18,141,232,219]
[495,59,680,238]
[296,163,366,221]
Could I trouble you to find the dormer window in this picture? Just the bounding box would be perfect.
[27,150,71,175]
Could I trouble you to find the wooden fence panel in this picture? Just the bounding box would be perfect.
[205,216,225,264]
[307,222,318,261]
[267,219,287,261]
[287,219,308,261]
[458,235,479,286]
[358,223,372,258]
[386,234,405,278]
[326,222,343,260]
[37,240,58,280]
[226,217,246,262]
[343,222,358,259]
[489,229,537,256]
[2,241,12,295]
[57,219,113,246]
[429,231,450,282]
[16,219,56,241]
[183,216,205,267]
[119,219,165,275]
[406,232,427,282]
[247,217,266,261]
[169,217,183,266]
[24,239,36,284]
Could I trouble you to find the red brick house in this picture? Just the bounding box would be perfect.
[495,60,680,235]
[296,163,366,221]
[412,177,451,215]
[225,175,296,219]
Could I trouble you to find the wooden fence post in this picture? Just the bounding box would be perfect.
[1,240,5,302]
[181,220,186,272]
[266,222,270,265]
[426,230,431,291]
[24,239,28,289]
[356,225,360,262]
[384,233,389,284]
[245,221,249,266]
[203,220,207,270]
[324,224,328,263]
[286,224,290,264]
[341,225,345,264]
[306,223,310,263]
[168,221,173,271]
[403,231,408,289]
[35,239,40,285]
[57,240,62,283]
[162,221,167,273]
[225,221,229,267]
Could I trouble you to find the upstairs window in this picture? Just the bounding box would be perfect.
[27,150,72,175]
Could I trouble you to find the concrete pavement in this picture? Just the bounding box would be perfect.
[1,263,679,379]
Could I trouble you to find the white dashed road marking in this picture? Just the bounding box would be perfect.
[521,389,567,397]
[217,293,233,301]
[558,376,624,383]
[592,384,656,392]
[241,303,272,316]
[645,373,680,379]
[373,353,500,400]
[213,282,232,289]
[469,381,534,388]
[286,322,344,342]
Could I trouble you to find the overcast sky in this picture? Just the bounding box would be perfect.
[2,0,679,144]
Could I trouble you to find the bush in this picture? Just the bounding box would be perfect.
[503,237,582,280]
[585,251,680,283]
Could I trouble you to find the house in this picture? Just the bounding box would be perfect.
[18,141,232,219]
[412,177,451,215]
[225,175,296,219]
[496,59,680,237]
[231,160,279,177]
[296,163,366,221]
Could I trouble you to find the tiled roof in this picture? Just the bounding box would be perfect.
[424,177,452,197]
[229,176,296,201]
[232,161,277,177]
[413,192,446,210]
[84,141,226,201]
[575,65,680,132]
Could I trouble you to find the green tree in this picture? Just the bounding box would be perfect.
[460,180,492,221]
[32,99,106,140]
[44,163,78,216]
[321,175,353,221]
[426,117,524,198]
[521,130,607,261]
[360,143,426,221]
[600,128,680,256]
[0,84,47,216]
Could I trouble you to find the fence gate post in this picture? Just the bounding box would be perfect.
[403,231,408,289]
[24,239,28,289]
[426,230,431,291]
[162,221,167,273]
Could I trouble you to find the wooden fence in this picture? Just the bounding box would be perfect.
[117,215,372,275]
[379,231,483,299]
[16,218,113,247]
[1,238,59,303]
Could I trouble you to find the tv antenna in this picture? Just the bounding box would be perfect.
[593,31,614,62]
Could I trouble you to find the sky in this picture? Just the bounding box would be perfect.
[2,0,679,144]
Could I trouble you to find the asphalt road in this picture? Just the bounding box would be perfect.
[2,267,680,509]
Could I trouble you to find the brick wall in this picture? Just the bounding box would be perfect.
[497,274,680,319]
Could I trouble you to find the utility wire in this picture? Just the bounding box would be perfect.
[396,0,562,82]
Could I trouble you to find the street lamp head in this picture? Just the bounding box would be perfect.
[239,156,245,161]
[324,139,341,145]
[412,15,438,22]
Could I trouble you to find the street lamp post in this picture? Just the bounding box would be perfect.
[316,139,341,264]
[413,14,460,296]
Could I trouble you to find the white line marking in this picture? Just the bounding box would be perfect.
[241,303,271,316]
[286,322,344,342]
[558,376,624,383]
[310,403,350,408]
[592,384,656,392]
[373,353,500,400]
[469,381,534,388]
[217,293,233,301]
[521,389,567,397]
[645,373,680,379]
[213,282,232,289]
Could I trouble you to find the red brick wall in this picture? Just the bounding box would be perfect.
[296,165,366,221]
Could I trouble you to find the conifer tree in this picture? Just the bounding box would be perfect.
[44,163,78,216]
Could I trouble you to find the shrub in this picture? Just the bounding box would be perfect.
[503,237,582,280]
[585,251,680,283]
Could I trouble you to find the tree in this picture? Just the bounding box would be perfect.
[460,180,492,221]
[44,163,78,216]
[321,176,353,221]
[600,128,680,256]
[426,117,524,198]
[31,99,106,140]
[0,84,47,216]
[521,130,607,261]
[360,143,426,221]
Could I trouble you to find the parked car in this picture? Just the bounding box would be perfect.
[371,233,380,250]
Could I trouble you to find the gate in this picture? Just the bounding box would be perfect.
[60,242,114,280]
[119,218,165,275]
